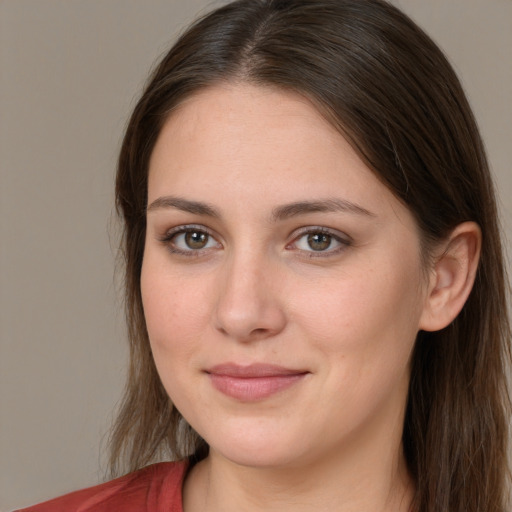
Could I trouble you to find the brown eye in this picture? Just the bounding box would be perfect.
[164,227,220,255]
[184,231,209,249]
[307,233,332,251]
[291,228,349,256]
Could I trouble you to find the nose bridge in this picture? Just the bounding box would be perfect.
[214,244,286,341]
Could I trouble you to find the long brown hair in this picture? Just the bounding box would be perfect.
[111,1,511,510]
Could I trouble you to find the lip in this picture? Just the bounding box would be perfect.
[206,363,309,401]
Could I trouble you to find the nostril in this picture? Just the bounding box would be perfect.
[213,271,287,341]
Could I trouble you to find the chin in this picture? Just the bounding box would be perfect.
[201,421,304,468]
[214,444,299,469]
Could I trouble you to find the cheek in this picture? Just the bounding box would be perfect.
[140,254,220,426]
[288,256,425,365]
[140,254,211,358]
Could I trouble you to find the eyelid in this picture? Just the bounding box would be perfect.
[287,226,352,256]
[159,223,211,238]
[156,224,351,258]
[158,224,222,255]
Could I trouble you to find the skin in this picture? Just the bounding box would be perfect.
[141,83,479,512]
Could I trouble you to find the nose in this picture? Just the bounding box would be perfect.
[213,252,287,342]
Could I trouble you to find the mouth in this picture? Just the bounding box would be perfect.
[205,363,309,401]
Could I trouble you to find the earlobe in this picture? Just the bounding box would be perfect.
[419,222,481,332]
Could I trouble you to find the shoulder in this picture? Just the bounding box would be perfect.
[16,461,187,512]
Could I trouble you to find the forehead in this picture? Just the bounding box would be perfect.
[147,83,411,226]
[154,83,346,165]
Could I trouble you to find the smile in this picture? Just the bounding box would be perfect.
[206,364,309,401]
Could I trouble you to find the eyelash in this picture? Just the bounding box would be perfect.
[158,225,351,258]
[158,224,220,257]
[287,227,351,258]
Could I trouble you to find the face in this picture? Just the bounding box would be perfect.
[142,84,430,469]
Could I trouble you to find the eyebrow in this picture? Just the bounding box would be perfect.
[146,195,375,220]
[146,196,220,217]
[271,198,376,221]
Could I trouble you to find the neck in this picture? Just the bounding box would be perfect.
[183,430,414,512]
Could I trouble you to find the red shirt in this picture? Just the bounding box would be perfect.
[16,461,187,512]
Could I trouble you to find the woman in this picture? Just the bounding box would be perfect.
[19,0,510,511]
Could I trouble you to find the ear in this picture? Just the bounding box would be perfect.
[419,221,481,332]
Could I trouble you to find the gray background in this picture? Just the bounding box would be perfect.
[1,0,511,510]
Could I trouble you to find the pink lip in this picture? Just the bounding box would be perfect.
[206,363,309,401]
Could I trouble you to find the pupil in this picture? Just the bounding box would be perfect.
[185,231,207,249]
[307,233,331,251]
